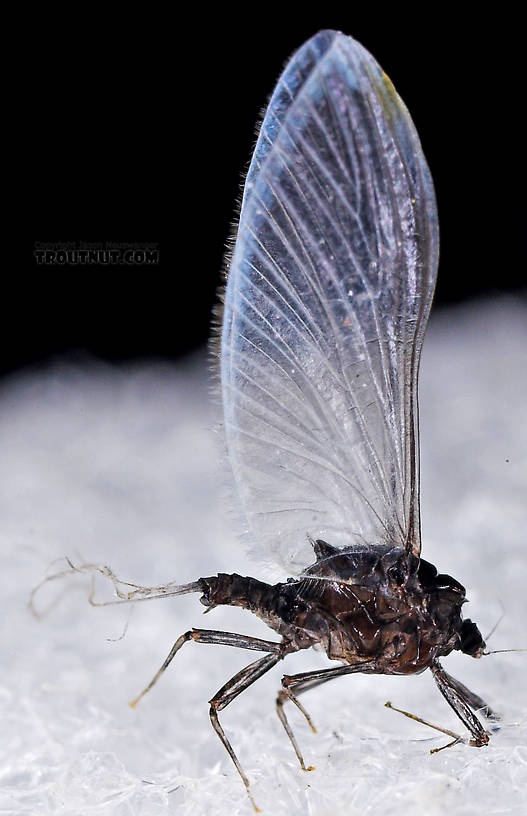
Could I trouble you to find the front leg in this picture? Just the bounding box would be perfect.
[437,666,500,721]
[431,660,490,747]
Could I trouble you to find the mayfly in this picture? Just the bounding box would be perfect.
[34,30,507,811]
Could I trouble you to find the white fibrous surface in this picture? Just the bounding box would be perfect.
[1,297,526,816]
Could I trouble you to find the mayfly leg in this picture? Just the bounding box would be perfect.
[277,662,373,771]
[384,702,464,750]
[385,662,491,752]
[209,652,283,813]
[431,661,490,747]
[130,628,282,707]
[129,630,286,811]
[387,661,492,752]
[436,665,500,721]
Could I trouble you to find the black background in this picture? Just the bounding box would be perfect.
[12,10,525,379]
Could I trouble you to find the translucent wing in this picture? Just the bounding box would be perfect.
[221,30,438,575]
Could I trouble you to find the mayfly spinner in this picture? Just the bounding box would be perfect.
[36,30,505,811]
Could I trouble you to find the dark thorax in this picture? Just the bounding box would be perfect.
[199,539,485,675]
[288,541,477,673]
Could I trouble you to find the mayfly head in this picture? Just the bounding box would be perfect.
[457,618,486,658]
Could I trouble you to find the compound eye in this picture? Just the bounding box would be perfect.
[459,619,485,656]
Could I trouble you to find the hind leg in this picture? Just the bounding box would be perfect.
[130,628,282,707]
[132,632,286,811]
[209,652,283,812]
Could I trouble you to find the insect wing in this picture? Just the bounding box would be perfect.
[221,30,438,574]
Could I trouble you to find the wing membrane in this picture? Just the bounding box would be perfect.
[221,30,438,574]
